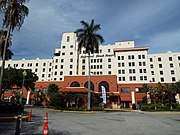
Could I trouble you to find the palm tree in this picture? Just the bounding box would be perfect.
[0,30,13,60]
[75,19,104,110]
[0,0,29,100]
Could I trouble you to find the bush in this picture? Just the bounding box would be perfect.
[141,104,155,111]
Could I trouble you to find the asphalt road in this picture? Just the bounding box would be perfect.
[0,108,180,135]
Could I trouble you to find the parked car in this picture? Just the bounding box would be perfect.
[0,101,24,114]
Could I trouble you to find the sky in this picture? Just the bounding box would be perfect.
[0,0,180,60]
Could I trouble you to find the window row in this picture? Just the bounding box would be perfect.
[118,54,145,60]
[8,62,48,68]
[150,56,180,62]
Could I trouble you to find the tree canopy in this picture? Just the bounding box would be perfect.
[2,67,38,94]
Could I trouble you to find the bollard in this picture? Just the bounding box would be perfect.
[15,114,22,135]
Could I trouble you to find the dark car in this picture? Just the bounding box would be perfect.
[0,101,24,114]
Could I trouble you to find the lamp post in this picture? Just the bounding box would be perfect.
[20,70,27,104]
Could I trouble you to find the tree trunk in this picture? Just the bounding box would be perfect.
[0,25,11,100]
[87,53,91,110]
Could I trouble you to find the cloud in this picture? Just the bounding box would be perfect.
[146,29,180,54]
[0,0,180,59]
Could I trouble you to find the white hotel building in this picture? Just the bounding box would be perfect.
[2,32,180,107]
[4,32,180,83]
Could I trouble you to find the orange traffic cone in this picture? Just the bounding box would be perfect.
[42,112,49,135]
[42,124,48,135]
[28,107,32,122]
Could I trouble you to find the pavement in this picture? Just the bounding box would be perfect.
[1,107,180,121]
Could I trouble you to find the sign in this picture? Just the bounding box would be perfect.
[101,86,106,104]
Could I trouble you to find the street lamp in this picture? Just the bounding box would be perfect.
[20,70,27,104]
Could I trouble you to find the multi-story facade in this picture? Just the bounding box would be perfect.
[2,32,180,108]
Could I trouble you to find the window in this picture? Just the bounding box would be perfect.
[140,76,143,80]
[100,65,102,69]
[128,55,131,60]
[99,49,102,53]
[160,71,163,75]
[139,69,142,73]
[61,59,64,63]
[135,88,145,93]
[21,64,24,67]
[94,59,96,63]
[108,65,111,69]
[159,64,162,68]
[121,56,124,60]
[122,63,124,67]
[170,63,173,68]
[121,87,130,93]
[62,52,65,55]
[62,46,65,49]
[144,76,147,80]
[118,56,120,60]
[48,74,51,77]
[36,63,38,66]
[143,69,146,73]
[122,70,125,74]
[70,65,73,69]
[151,71,154,75]
[60,65,63,69]
[43,63,46,66]
[118,63,121,67]
[152,78,155,82]
[139,62,142,66]
[172,77,176,82]
[60,71,63,75]
[60,78,62,81]
[82,59,85,63]
[97,59,99,63]
[171,70,174,75]
[108,71,111,74]
[54,72,57,75]
[150,58,153,62]
[142,55,145,59]
[35,68,38,72]
[69,71,72,75]
[169,57,172,61]
[150,64,153,68]
[132,62,135,66]
[138,55,141,59]
[42,74,45,78]
[100,59,102,62]
[158,57,161,61]
[70,52,73,55]
[143,62,146,66]
[70,45,73,48]
[132,55,134,59]
[108,49,110,52]
[43,68,45,72]
[67,36,70,42]
[178,56,180,60]
[108,58,111,62]
[55,59,58,63]
[161,78,164,82]
[82,72,85,75]
[55,65,57,69]
[70,58,73,62]
[49,68,51,72]
[129,69,132,74]
[82,66,85,70]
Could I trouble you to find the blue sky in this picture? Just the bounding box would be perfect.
[1,0,180,60]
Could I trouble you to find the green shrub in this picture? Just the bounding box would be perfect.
[141,104,155,111]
